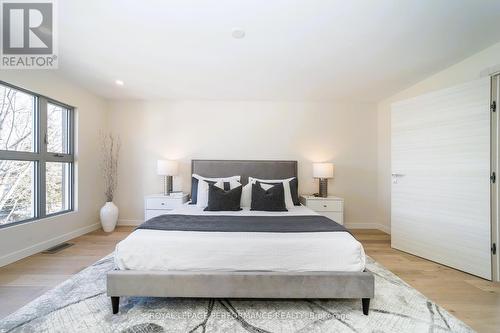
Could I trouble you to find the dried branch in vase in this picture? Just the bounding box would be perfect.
[100,133,121,202]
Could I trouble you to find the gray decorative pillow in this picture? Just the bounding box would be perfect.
[250,182,288,212]
[204,184,243,211]
[259,177,300,206]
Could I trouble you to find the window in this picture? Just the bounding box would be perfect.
[0,81,74,227]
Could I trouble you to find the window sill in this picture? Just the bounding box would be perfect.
[0,210,76,230]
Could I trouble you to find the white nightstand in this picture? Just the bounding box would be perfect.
[144,193,189,220]
[300,195,344,225]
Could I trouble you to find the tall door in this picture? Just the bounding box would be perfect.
[391,77,492,279]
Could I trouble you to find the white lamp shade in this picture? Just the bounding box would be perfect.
[313,162,334,179]
[157,160,178,176]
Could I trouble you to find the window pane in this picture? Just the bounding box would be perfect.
[0,160,35,225]
[47,103,70,153]
[0,85,35,152]
[46,162,71,214]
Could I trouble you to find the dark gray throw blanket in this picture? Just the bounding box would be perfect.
[136,214,349,233]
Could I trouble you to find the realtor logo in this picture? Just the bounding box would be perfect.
[1,0,58,69]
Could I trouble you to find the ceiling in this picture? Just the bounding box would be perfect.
[57,0,500,102]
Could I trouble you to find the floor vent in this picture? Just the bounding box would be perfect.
[42,242,74,254]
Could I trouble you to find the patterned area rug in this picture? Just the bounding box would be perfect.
[0,255,474,333]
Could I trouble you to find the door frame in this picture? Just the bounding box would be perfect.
[491,73,499,282]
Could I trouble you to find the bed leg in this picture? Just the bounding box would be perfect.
[111,296,120,314]
[362,298,370,315]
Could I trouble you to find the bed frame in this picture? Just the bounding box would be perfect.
[107,160,375,315]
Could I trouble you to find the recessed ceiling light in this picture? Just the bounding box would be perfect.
[231,28,245,39]
[115,80,124,86]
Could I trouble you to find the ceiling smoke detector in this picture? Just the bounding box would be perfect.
[231,28,245,39]
[115,80,124,86]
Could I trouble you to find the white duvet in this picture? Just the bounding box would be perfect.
[114,204,366,272]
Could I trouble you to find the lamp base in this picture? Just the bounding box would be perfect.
[318,178,328,198]
[163,176,173,196]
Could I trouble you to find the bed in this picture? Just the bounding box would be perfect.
[107,160,374,315]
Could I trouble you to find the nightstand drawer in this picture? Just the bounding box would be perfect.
[307,200,342,212]
[146,197,182,210]
[144,194,189,222]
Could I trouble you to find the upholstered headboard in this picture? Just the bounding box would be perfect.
[191,159,297,186]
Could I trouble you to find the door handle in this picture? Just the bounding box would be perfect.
[392,173,405,184]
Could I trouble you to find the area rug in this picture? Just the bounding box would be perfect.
[0,255,474,333]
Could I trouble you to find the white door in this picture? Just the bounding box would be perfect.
[391,77,492,279]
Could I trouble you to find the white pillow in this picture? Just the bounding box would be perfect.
[224,179,242,191]
[193,174,241,208]
[248,177,294,209]
[240,183,252,207]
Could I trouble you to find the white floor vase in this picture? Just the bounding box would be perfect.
[100,202,118,232]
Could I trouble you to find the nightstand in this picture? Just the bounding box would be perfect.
[144,193,189,220]
[300,195,344,225]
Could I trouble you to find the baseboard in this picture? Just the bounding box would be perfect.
[117,219,143,226]
[345,222,391,234]
[377,223,391,234]
[0,222,101,268]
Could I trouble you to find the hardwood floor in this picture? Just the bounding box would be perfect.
[0,227,498,332]
[354,229,500,333]
[0,227,132,319]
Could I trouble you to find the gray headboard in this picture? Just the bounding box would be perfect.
[191,160,297,186]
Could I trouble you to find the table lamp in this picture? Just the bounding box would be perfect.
[313,162,334,197]
[157,160,178,196]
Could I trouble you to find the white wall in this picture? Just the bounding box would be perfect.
[0,70,108,266]
[2,41,499,267]
[377,42,500,231]
[109,100,380,229]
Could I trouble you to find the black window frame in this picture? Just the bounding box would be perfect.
[0,81,75,228]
